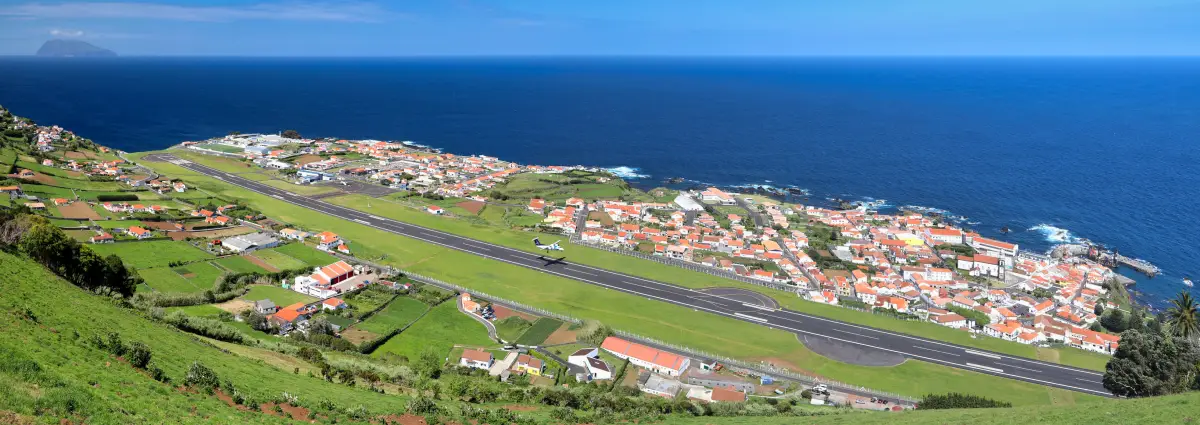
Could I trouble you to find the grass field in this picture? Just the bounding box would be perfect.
[251,248,309,270]
[515,318,565,346]
[242,285,317,307]
[87,240,215,269]
[371,301,494,360]
[212,255,270,274]
[495,316,533,342]
[351,297,429,334]
[139,263,225,293]
[273,242,338,266]
[136,152,1103,405]
[92,219,144,229]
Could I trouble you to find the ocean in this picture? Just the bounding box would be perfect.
[1,56,1196,308]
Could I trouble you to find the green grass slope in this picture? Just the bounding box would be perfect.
[0,250,403,424]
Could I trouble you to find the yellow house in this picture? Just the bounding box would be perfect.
[512,354,544,376]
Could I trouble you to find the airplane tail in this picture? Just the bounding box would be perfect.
[532,237,542,246]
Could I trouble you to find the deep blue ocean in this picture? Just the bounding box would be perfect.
[1,57,1196,308]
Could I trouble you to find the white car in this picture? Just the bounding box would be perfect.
[814,384,828,392]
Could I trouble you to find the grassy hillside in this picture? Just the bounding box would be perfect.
[0,250,405,424]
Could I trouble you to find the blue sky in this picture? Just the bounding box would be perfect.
[1,0,1197,56]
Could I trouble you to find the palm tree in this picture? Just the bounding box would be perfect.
[1164,291,1199,340]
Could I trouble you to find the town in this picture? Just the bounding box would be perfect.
[0,113,1149,424]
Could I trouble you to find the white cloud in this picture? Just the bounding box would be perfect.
[49,28,84,37]
[2,2,390,23]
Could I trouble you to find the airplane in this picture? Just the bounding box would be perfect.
[532,237,564,252]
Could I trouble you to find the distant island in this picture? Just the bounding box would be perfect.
[36,39,117,57]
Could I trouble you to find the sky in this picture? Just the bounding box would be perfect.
[0,0,1198,56]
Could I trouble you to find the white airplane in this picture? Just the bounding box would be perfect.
[532,237,564,252]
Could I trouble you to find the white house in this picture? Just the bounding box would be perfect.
[459,349,494,370]
[567,348,613,381]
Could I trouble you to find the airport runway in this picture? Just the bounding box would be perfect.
[146,153,1112,397]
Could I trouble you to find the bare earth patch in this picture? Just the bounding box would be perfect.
[16,169,58,185]
[341,327,379,345]
[56,202,101,220]
[141,221,183,231]
[64,151,88,159]
[541,323,577,345]
[380,414,429,425]
[293,154,324,166]
[503,404,537,412]
[213,298,252,313]
[492,305,536,321]
[456,200,485,214]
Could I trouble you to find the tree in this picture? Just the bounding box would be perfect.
[1032,288,1054,299]
[1101,309,1129,333]
[281,129,301,139]
[244,310,271,332]
[1128,307,1147,332]
[1164,291,1199,340]
[308,317,334,336]
[1094,303,1105,316]
[1102,329,1200,397]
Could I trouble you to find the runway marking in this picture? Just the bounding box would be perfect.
[742,302,776,312]
[422,233,446,240]
[966,363,1004,373]
[828,328,879,340]
[912,345,960,357]
[734,313,768,323]
[567,268,597,276]
[368,215,383,220]
[271,195,284,199]
[166,159,1115,397]
[965,349,1002,359]
[353,219,370,225]
[213,175,224,180]
[998,363,1042,373]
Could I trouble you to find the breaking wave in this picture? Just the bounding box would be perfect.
[1030,224,1080,244]
[605,166,649,179]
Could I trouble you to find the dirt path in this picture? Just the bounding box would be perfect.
[245,253,280,272]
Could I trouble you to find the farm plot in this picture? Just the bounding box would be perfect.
[211,255,270,274]
[56,202,101,220]
[242,285,317,307]
[87,240,215,269]
[370,301,494,360]
[514,318,565,346]
[352,297,428,335]
[273,243,338,266]
[249,248,308,271]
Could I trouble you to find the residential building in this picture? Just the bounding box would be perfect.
[512,354,545,376]
[460,349,494,370]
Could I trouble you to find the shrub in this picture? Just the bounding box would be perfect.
[407,395,437,415]
[184,361,219,393]
[800,389,812,399]
[148,362,169,383]
[917,393,1012,409]
[96,194,139,202]
[126,342,152,369]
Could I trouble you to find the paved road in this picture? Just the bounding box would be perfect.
[147,153,1113,398]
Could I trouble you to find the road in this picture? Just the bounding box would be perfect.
[146,153,1112,398]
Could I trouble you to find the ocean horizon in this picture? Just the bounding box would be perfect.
[1,56,1195,308]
